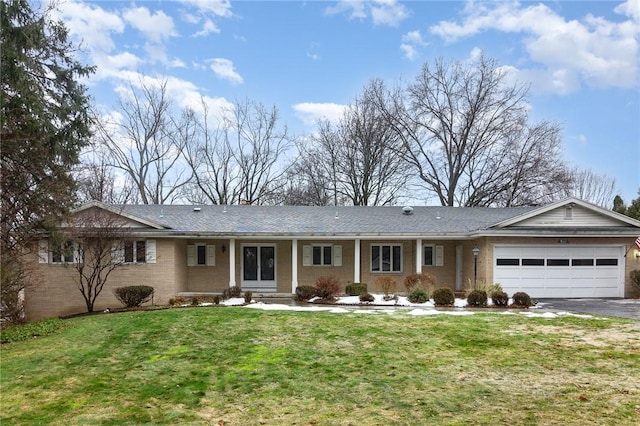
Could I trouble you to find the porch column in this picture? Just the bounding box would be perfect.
[229,238,236,288]
[291,239,298,293]
[354,239,361,283]
[416,238,422,273]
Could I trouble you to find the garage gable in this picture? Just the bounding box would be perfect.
[493,198,640,229]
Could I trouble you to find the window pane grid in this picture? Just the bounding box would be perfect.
[371,244,401,272]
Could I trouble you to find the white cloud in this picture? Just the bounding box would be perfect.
[325,0,408,26]
[92,52,144,80]
[123,7,177,43]
[615,0,640,22]
[193,19,221,37]
[325,0,367,20]
[208,58,243,84]
[111,71,233,118]
[50,0,124,53]
[400,30,427,60]
[370,0,409,27]
[178,0,233,18]
[400,44,417,61]
[429,0,639,92]
[292,102,347,126]
[402,30,425,45]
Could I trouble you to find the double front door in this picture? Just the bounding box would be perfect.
[242,245,277,291]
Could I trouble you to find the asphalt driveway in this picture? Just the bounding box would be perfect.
[536,298,640,320]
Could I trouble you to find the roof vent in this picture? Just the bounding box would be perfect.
[402,206,414,215]
[193,207,201,212]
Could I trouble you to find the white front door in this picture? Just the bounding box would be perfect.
[242,245,277,292]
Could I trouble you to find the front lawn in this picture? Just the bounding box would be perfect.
[1,307,638,425]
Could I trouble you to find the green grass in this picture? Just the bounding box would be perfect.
[0,318,66,343]
[1,307,639,425]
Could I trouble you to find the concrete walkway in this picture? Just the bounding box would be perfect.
[536,298,640,320]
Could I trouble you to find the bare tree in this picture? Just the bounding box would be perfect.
[376,55,567,207]
[75,157,136,204]
[564,166,617,207]
[182,98,294,205]
[288,80,409,206]
[95,79,191,204]
[276,137,339,205]
[63,207,128,312]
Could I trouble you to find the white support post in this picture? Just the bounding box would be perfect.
[291,239,298,293]
[416,238,422,273]
[229,239,236,288]
[354,239,361,283]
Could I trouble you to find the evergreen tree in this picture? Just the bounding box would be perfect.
[1,0,94,321]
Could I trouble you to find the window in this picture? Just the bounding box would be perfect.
[571,258,594,266]
[187,244,215,266]
[496,258,519,266]
[547,259,570,266]
[371,244,402,272]
[522,258,545,266]
[423,244,444,266]
[424,245,434,266]
[596,258,618,266]
[51,240,75,264]
[312,245,333,266]
[197,245,207,265]
[302,245,342,267]
[124,240,146,263]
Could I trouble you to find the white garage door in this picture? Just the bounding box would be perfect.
[493,245,624,298]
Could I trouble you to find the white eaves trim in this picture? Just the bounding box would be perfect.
[491,197,640,229]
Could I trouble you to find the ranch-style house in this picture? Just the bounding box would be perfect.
[27,197,640,320]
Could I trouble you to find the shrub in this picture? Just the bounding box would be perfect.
[631,270,640,293]
[407,288,429,304]
[375,276,397,296]
[432,287,455,306]
[512,292,532,307]
[404,273,437,292]
[491,290,509,307]
[222,285,242,300]
[315,276,341,300]
[345,282,368,296]
[168,296,189,306]
[191,297,200,306]
[359,292,375,303]
[113,286,154,308]
[244,291,253,304]
[465,279,503,297]
[466,290,488,307]
[213,295,221,305]
[295,285,318,301]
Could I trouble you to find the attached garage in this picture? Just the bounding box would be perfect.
[493,245,625,298]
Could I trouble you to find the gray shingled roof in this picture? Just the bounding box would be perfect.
[117,204,537,236]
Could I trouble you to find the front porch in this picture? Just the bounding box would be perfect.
[181,237,480,295]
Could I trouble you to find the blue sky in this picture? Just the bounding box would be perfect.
[51,0,640,204]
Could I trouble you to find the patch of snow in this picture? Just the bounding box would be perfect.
[612,299,640,305]
[454,298,467,308]
[222,297,247,306]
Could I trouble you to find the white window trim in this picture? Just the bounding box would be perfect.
[370,243,402,273]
